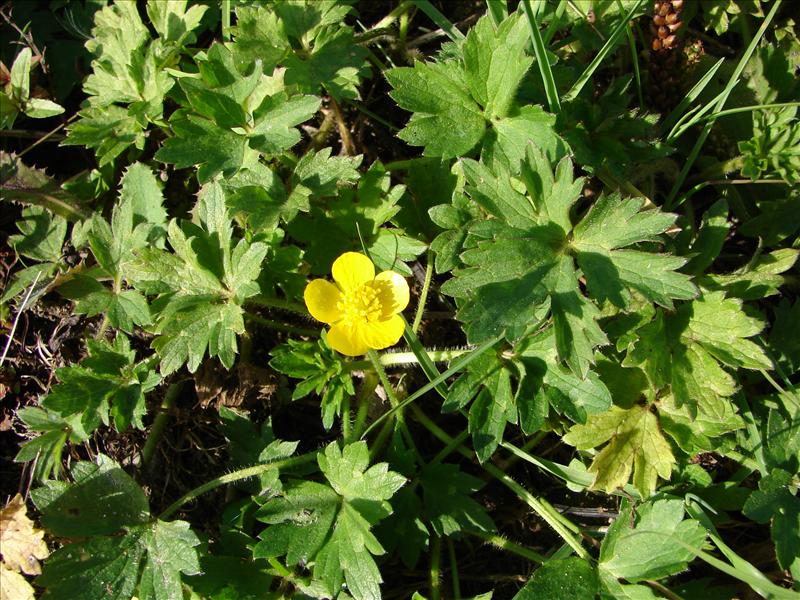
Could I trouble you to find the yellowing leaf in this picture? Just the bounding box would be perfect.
[564,405,675,498]
[0,495,48,576]
[0,563,35,600]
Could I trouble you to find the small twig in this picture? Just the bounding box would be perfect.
[0,271,41,367]
[329,96,356,156]
[0,5,47,73]
[18,114,76,159]
[0,129,66,141]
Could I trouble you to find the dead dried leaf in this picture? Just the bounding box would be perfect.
[0,495,48,576]
[0,563,35,600]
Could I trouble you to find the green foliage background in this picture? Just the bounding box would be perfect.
[1,0,798,599]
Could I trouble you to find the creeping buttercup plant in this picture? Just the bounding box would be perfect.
[1,1,799,599]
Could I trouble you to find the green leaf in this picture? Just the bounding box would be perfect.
[624,292,771,415]
[63,105,146,166]
[14,409,70,481]
[469,365,515,463]
[219,406,298,491]
[763,407,800,472]
[682,291,771,369]
[57,164,170,331]
[230,5,290,70]
[269,336,355,430]
[550,255,608,377]
[742,469,800,570]
[462,13,532,120]
[564,405,675,497]
[248,93,321,154]
[118,162,168,244]
[83,3,164,108]
[658,392,744,454]
[152,295,244,373]
[283,28,370,102]
[420,463,495,536]
[130,186,266,374]
[482,105,568,172]
[683,199,730,275]
[146,0,208,46]
[599,498,706,582]
[739,196,800,246]
[572,194,697,309]
[155,110,247,182]
[386,61,486,158]
[513,557,599,600]
[59,276,151,332]
[38,335,159,434]
[367,230,427,276]
[31,454,149,537]
[9,48,31,105]
[24,98,65,119]
[700,248,798,300]
[8,206,66,262]
[255,441,405,600]
[292,147,362,198]
[438,147,690,377]
[0,90,19,129]
[38,519,200,600]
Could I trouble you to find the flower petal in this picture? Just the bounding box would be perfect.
[332,252,375,292]
[374,271,410,318]
[359,315,405,350]
[304,279,342,324]
[327,323,370,356]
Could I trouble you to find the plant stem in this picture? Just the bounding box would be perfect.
[410,405,589,559]
[412,249,434,334]
[368,349,423,462]
[267,557,293,579]
[351,371,378,442]
[247,295,307,315]
[373,0,415,30]
[158,452,317,520]
[142,381,184,470]
[244,312,319,337]
[346,348,472,372]
[447,538,461,599]
[341,393,351,442]
[469,530,547,563]
[430,534,441,600]
[330,96,355,155]
[221,0,231,41]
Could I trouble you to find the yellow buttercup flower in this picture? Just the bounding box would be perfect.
[304,252,409,356]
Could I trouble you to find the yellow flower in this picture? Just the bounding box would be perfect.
[304,252,409,356]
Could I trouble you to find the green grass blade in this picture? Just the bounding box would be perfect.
[683,499,798,599]
[485,0,507,27]
[413,0,465,41]
[664,0,783,210]
[562,0,645,104]
[522,0,561,114]
[501,441,594,488]
[543,0,567,45]
[663,57,725,135]
[618,0,643,108]
[702,101,800,122]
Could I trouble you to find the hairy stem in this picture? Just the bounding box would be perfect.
[141,381,184,470]
[158,452,317,520]
[412,249,434,334]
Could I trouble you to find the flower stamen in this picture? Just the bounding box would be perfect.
[337,283,383,327]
